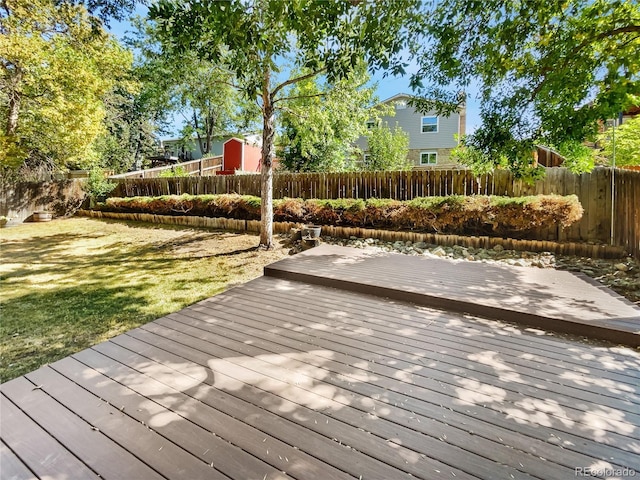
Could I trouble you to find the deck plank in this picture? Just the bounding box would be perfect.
[0,377,165,480]
[149,312,639,450]
[1,442,36,480]
[229,278,640,387]
[142,313,638,471]
[48,356,293,480]
[231,277,640,382]
[57,353,348,480]
[85,338,433,480]
[23,367,226,480]
[186,285,640,406]
[97,334,474,480]
[148,313,627,476]
[264,245,640,345]
[0,395,99,480]
[166,306,640,434]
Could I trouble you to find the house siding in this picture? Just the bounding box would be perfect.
[355,94,464,168]
[162,139,225,160]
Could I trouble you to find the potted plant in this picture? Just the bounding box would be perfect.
[302,224,322,239]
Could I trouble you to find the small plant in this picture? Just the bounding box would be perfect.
[85,167,116,202]
[158,166,190,178]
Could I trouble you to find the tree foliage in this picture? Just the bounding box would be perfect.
[365,122,411,171]
[598,116,640,167]
[129,17,257,159]
[412,0,640,178]
[278,67,388,172]
[0,0,132,176]
[54,0,138,25]
[150,0,420,247]
[93,82,164,173]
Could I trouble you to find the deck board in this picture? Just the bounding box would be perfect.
[2,245,640,479]
[133,320,537,479]
[191,282,640,393]
[147,312,628,477]
[91,336,428,480]
[0,395,99,480]
[1,442,36,480]
[152,296,637,464]
[265,245,640,345]
[170,300,640,424]
[1,377,166,480]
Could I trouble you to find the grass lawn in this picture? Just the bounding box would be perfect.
[0,217,289,382]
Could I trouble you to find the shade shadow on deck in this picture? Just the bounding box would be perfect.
[266,245,640,347]
[2,245,640,479]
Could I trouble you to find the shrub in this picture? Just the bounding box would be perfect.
[158,166,190,178]
[85,167,116,200]
[100,193,583,236]
[274,198,306,222]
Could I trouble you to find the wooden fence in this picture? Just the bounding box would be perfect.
[110,156,222,179]
[0,179,86,225]
[111,168,640,258]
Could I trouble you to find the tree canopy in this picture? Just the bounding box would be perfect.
[411,0,640,178]
[598,116,640,167]
[149,0,420,247]
[128,18,259,161]
[0,0,132,176]
[365,122,411,171]
[278,67,389,173]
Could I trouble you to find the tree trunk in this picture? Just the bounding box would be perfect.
[5,67,22,136]
[193,112,207,156]
[260,72,275,248]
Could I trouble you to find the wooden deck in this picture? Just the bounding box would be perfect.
[266,245,640,346]
[2,245,640,479]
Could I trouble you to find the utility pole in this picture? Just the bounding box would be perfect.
[609,119,617,246]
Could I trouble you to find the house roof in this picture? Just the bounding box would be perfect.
[377,93,466,114]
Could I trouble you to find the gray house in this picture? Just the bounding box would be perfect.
[356,93,466,169]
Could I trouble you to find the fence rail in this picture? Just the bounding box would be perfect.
[110,156,222,179]
[111,168,640,258]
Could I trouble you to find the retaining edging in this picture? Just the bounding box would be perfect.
[76,210,627,259]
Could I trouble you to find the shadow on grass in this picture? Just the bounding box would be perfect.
[1,282,154,382]
[0,222,239,382]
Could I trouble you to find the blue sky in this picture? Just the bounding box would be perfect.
[107,13,482,139]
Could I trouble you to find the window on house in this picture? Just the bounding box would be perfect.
[420,151,437,165]
[395,101,407,110]
[363,153,371,166]
[366,120,376,129]
[421,116,438,133]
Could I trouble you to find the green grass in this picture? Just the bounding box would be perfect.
[0,217,288,382]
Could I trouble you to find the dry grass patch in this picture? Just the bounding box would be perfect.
[0,217,288,381]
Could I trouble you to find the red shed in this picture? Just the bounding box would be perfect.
[219,137,262,175]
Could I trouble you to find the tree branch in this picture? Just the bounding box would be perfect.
[273,91,326,105]
[568,25,640,58]
[529,25,640,102]
[271,66,327,99]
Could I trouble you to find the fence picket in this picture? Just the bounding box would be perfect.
[109,168,640,257]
